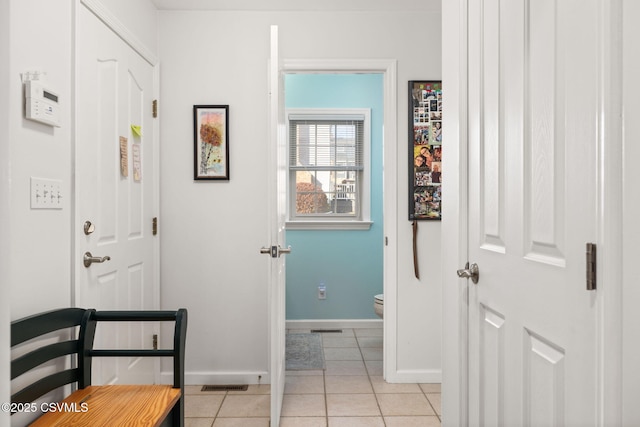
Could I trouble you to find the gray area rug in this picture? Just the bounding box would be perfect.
[285,333,325,370]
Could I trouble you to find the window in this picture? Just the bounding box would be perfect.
[286,109,372,230]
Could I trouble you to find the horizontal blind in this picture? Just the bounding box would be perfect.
[289,118,364,172]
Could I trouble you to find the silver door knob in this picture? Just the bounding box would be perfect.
[260,245,292,258]
[83,252,111,268]
[457,262,479,284]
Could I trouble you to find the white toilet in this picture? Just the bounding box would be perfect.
[374,294,384,319]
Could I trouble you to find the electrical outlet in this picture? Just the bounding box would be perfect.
[318,285,326,300]
[30,177,63,209]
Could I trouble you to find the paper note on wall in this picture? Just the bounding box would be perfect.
[120,136,128,177]
[132,143,141,182]
[131,125,142,137]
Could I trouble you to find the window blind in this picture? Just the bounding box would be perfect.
[289,117,364,172]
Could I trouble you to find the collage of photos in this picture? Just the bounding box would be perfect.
[409,81,442,220]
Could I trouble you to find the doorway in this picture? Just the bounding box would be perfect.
[276,59,398,382]
[284,73,384,322]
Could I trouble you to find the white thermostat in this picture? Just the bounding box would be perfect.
[25,80,61,127]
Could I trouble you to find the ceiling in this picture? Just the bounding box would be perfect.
[150,0,440,12]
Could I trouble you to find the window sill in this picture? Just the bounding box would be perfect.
[286,221,373,231]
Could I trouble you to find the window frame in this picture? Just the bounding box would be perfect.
[285,108,372,230]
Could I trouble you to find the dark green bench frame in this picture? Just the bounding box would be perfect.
[11,308,188,426]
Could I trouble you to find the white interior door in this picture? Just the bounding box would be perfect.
[466,1,599,425]
[622,0,640,424]
[267,24,288,427]
[75,4,158,385]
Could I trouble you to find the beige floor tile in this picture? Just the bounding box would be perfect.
[360,347,383,361]
[364,360,383,376]
[227,384,270,395]
[322,336,359,348]
[419,383,442,393]
[281,394,327,417]
[286,369,324,376]
[319,328,355,337]
[185,385,226,395]
[426,393,441,415]
[325,375,373,394]
[285,374,325,394]
[324,347,363,361]
[353,328,383,337]
[326,394,381,417]
[328,416,385,426]
[212,418,270,427]
[370,376,422,393]
[280,417,327,427]
[185,395,225,418]
[185,418,215,427]
[384,416,442,426]
[356,336,383,348]
[376,393,435,416]
[217,394,270,418]
[325,360,368,376]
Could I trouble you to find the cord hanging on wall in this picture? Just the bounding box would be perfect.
[412,220,420,279]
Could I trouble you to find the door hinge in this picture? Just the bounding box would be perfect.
[152,217,158,235]
[586,243,596,291]
[152,99,158,118]
[152,334,158,350]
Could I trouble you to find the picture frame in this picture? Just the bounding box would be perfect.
[194,105,229,180]
[408,81,442,220]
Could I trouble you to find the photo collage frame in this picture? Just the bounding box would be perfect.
[408,80,442,220]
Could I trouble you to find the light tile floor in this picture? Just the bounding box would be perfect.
[185,328,441,427]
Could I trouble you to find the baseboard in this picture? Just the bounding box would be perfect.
[162,371,269,386]
[286,319,383,330]
[386,369,442,384]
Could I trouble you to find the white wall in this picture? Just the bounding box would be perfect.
[159,9,442,383]
[4,0,157,417]
[1,0,11,422]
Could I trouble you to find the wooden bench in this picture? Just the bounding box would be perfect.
[11,308,187,427]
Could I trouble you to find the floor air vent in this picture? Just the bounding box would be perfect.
[310,329,343,333]
[201,385,248,392]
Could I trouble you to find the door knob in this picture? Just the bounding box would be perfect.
[457,262,480,284]
[260,245,292,258]
[83,251,111,268]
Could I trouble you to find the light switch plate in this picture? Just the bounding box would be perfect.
[30,177,63,209]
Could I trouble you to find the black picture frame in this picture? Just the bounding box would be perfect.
[193,105,230,180]
[408,81,442,220]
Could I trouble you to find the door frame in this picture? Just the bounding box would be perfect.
[441,0,624,426]
[278,58,398,380]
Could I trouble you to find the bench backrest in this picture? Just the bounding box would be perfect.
[11,308,187,408]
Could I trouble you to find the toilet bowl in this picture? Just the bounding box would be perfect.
[374,294,384,319]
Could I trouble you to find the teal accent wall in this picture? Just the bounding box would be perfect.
[285,73,384,320]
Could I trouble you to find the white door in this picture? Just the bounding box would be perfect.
[267,25,288,427]
[75,4,158,385]
[622,0,640,424]
[466,1,599,426]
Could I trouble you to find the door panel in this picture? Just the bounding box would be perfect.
[467,0,598,426]
[76,4,157,385]
[269,24,287,427]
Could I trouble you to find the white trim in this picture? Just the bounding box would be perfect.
[442,0,469,425]
[281,58,398,383]
[167,371,270,386]
[395,369,442,384]
[285,221,372,230]
[80,0,158,66]
[598,0,623,425]
[286,319,382,330]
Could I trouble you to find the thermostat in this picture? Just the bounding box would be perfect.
[25,80,61,127]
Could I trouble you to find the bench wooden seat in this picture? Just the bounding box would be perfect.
[29,385,181,427]
[11,308,187,427]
